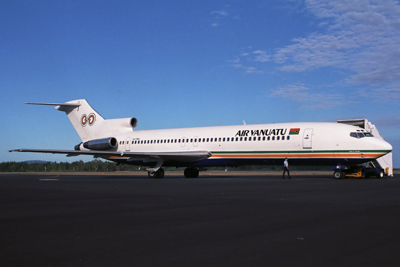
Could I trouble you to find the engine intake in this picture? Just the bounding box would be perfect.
[83,137,118,150]
[130,118,138,128]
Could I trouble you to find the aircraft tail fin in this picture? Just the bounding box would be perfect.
[26,99,137,142]
[26,100,105,141]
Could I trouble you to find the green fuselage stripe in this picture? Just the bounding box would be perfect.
[211,150,391,154]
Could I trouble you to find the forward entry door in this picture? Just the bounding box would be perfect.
[303,129,313,149]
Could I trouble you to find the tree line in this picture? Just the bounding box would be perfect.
[0,160,331,172]
[0,160,139,172]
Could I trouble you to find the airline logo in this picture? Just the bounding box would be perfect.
[235,128,300,137]
[81,113,96,127]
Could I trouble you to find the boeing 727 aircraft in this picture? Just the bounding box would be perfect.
[10,99,392,178]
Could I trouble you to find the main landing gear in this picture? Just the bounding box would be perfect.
[184,167,199,178]
[147,167,200,178]
[148,168,164,178]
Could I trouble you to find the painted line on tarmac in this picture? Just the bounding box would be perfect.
[39,175,60,181]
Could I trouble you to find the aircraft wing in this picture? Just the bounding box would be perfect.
[9,149,212,162]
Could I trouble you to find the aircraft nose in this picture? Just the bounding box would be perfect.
[375,139,392,153]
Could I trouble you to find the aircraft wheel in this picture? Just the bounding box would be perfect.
[148,171,158,178]
[158,168,165,178]
[148,168,165,179]
[333,170,343,179]
[184,167,199,178]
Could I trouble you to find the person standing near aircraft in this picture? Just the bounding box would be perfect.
[283,158,291,179]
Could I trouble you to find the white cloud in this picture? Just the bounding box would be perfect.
[276,0,400,87]
[232,0,400,106]
[211,10,229,17]
[253,50,270,62]
[210,9,229,27]
[232,63,262,74]
[270,84,355,109]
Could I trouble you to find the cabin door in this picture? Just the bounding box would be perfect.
[126,138,131,151]
[303,128,313,149]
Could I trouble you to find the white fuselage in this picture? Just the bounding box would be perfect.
[103,122,392,167]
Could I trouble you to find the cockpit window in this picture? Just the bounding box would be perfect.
[350,131,374,138]
[357,132,365,138]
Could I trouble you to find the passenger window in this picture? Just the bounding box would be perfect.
[263,137,265,141]
[190,139,193,143]
[272,136,275,141]
[267,137,270,141]
[287,136,290,140]
[277,136,280,140]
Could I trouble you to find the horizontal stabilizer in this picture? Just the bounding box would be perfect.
[24,102,81,107]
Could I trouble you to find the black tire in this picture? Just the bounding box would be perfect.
[148,171,158,178]
[158,168,165,178]
[148,168,165,179]
[184,167,199,178]
[333,170,343,179]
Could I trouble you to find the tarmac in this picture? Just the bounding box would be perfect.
[1,171,400,266]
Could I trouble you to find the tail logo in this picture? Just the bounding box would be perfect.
[81,113,96,127]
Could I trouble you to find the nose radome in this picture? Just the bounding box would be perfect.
[376,139,392,152]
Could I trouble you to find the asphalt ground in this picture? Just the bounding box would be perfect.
[1,172,400,267]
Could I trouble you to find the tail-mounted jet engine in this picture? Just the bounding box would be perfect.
[79,137,118,150]
[106,117,138,129]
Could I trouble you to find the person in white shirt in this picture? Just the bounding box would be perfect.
[283,158,291,179]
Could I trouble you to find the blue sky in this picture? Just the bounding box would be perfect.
[1,0,399,167]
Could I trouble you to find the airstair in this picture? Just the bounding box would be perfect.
[336,119,393,176]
